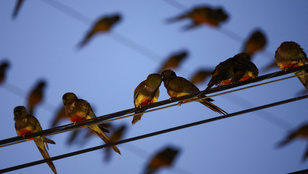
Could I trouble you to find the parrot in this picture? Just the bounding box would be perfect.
[205,52,258,91]
[242,29,267,57]
[27,80,46,115]
[275,41,308,90]
[167,6,228,29]
[161,69,227,115]
[78,14,121,48]
[13,106,57,174]
[104,124,127,162]
[277,123,308,161]
[157,50,188,73]
[51,105,66,127]
[133,73,162,124]
[144,146,179,174]
[12,0,25,19]
[0,61,9,85]
[62,92,121,154]
[190,68,213,85]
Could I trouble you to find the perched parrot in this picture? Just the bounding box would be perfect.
[277,124,308,161]
[62,92,121,154]
[167,6,228,29]
[14,106,57,174]
[27,80,46,114]
[205,52,258,91]
[78,14,121,48]
[242,29,267,57]
[144,146,179,174]
[190,68,213,85]
[275,41,308,90]
[104,124,127,162]
[161,69,227,115]
[12,0,25,19]
[133,73,162,124]
[0,61,9,85]
[157,50,188,73]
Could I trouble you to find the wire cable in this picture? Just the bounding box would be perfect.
[1,94,308,173]
[0,64,307,148]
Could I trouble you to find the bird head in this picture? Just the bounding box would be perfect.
[13,106,28,121]
[146,73,162,87]
[62,92,78,106]
[161,69,176,82]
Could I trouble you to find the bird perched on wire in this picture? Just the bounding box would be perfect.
[275,41,308,90]
[78,14,121,48]
[144,146,179,174]
[14,106,57,174]
[104,124,127,162]
[190,68,213,85]
[242,29,267,57]
[62,92,121,154]
[133,73,162,124]
[277,123,308,161]
[27,80,46,115]
[12,0,25,19]
[0,61,9,85]
[157,50,188,73]
[205,52,258,91]
[161,69,227,115]
[167,5,228,30]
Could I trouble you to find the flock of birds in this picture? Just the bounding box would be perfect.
[1,1,308,174]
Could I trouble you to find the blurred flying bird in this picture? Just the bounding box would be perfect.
[190,68,213,85]
[62,92,121,154]
[133,73,162,124]
[167,6,228,29]
[161,69,227,115]
[104,124,127,162]
[14,106,57,174]
[261,60,278,73]
[0,61,9,85]
[12,0,25,19]
[277,123,308,161]
[242,29,267,57]
[157,50,188,73]
[275,41,308,90]
[144,146,179,174]
[78,14,121,48]
[51,105,66,127]
[27,80,46,114]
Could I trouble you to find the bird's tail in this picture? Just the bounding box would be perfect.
[78,31,95,48]
[295,70,308,90]
[34,138,57,174]
[277,132,296,148]
[303,143,308,162]
[90,125,121,155]
[198,97,227,115]
[132,110,144,125]
[12,0,24,19]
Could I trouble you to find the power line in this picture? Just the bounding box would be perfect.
[1,94,308,173]
[0,64,307,148]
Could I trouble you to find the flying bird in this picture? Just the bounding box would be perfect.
[27,80,46,114]
[14,106,57,174]
[167,6,228,29]
[104,124,127,162]
[157,50,188,73]
[190,68,213,85]
[277,123,308,161]
[12,0,25,19]
[275,41,308,90]
[242,29,267,57]
[62,92,121,154]
[0,61,9,85]
[133,73,162,124]
[51,105,66,127]
[205,52,258,91]
[161,69,227,115]
[78,14,121,48]
[144,146,179,174]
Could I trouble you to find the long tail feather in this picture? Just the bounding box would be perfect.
[78,31,95,48]
[34,139,57,174]
[277,133,296,147]
[199,99,228,115]
[90,125,121,155]
[295,70,308,90]
[132,112,144,125]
